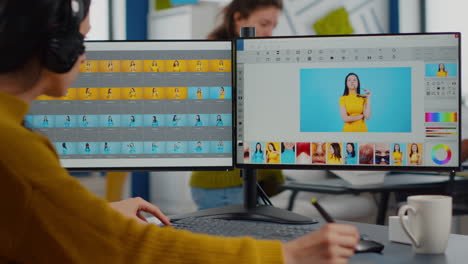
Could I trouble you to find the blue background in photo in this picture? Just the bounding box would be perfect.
[210,86,232,99]
[391,143,407,165]
[166,114,186,127]
[121,114,143,127]
[143,114,166,127]
[189,141,210,154]
[101,115,121,128]
[144,142,166,154]
[190,114,210,127]
[78,142,99,155]
[33,115,55,128]
[210,114,232,126]
[79,115,99,128]
[24,115,33,129]
[343,142,358,165]
[55,115,77,128]
[211,141,232,153]
[188,87,210,99]
[55,142,77,155]
[300,67,412,132]
[425,63,457,77]
[100,142,121,155]
[166,141,188,154]
[121,142,144,154]
[250,142,266,163]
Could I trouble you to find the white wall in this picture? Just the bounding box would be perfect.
[426,0,467,97]
[86,1,110,40]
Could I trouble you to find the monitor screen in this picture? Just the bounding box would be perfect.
[27,40,234,170]
[236,33,461,171]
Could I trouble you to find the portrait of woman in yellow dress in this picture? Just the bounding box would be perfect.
[327,143,342,164]
[408,143,422,165]
[106,88,113,99]
[129,87,137,99]
[129,60,137,72]
[195,60,203,72]
[151,88,159,99]
[266,143,280,163]
[84,88,92,99]
[151,60,159,72]
[219,87,225,99]
[436,63,448,77]
[107,61,114,72]
[218,60,224,71]
[85,61,91,72]
[173,60,180,72]
[339,73,371,132]
[196,88,203,99]
[173,87,181,99]
[392,143,403,165]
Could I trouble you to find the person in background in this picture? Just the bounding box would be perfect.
[208,0,281,39]
[191,0,286,211]
[0,0,359,263]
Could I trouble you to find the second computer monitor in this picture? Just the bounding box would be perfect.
[27,40,233,170]
[236,33,461,171]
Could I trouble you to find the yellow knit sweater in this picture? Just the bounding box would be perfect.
[0,91,283,264]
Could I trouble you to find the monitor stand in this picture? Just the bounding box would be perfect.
[171,168,317,224]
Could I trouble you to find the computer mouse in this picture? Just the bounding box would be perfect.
[355,239,384,253]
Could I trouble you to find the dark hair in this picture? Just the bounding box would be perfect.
[410,143,419,155]
[343,73,360,96]
[255,142,263,153]
[393,143,401,153]
[281,142,295,153]
[62,142,67,148]
[208,0,283,40]
[0,0,91,74]
[346,143,355,158]
[331,143,341,159]
[438,63,446,72]
[268,142,276,151]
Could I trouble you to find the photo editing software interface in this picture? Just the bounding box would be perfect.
[236,34,461,169]
[27,41,233,169]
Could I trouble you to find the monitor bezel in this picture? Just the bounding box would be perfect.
[51,39,237,172]
[234,32,462,172]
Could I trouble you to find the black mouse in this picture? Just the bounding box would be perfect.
[355,239,384,253]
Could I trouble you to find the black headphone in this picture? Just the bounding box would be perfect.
[43,0,86,73]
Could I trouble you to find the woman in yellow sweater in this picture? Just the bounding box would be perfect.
[339,73,372,132]
[0,0,359,263]
[191,0,290,210]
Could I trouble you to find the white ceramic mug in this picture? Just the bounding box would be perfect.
[398,195,452,254]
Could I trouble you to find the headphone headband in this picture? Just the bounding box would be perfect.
[43,0,86,73]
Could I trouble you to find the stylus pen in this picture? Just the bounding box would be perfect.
[311,198,335,223]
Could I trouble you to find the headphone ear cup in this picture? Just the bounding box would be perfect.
[43,31,84,74]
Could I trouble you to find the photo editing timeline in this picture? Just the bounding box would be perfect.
[236,34,460,168]
[27,42,233,168]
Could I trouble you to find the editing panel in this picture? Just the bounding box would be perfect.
[27,41,233,169]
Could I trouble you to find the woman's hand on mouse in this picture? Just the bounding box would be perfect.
[110,197,171,226]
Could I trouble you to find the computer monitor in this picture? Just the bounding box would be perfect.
[236,33,461,172]
[26,40,234,170]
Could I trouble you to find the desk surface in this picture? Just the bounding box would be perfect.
[148,216,468,263]
[350,220,467,263]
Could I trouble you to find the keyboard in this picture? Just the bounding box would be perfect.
[171,217,318,241]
